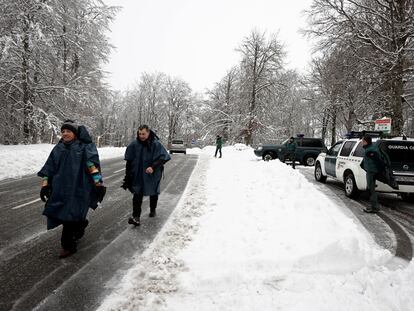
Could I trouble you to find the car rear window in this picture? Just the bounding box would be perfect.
[353,141,365,157]
[172,140,184,144]
[301,139,324,147]
[340,141,356,157]
[379,141,414,163]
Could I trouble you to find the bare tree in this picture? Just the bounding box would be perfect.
[305,0,414,135]
[164,76,192,144]
[0,0,118,144]
[205,67,240,143]
[237,30,284,145]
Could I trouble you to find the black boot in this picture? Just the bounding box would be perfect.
[61,222,78,256]
[149,208,156,217]
[128,217,141,226]
[363,207,379,213]
[131,193,143,225]
[74,219,89,241]
[59,248,76,258]
[149,195,158,217]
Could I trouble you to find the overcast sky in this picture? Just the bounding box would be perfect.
[103,0,314,93]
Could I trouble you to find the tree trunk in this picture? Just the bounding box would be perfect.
[245,43,259,146]
[50,129,56,144]
[390,65,404,135]
[168,105,177,145]
[22,20,31,144]
[223,78,232,141]
[330,109,337,146]
[321,108,329,142]
[389,1,406,136]
[344,107,356,133]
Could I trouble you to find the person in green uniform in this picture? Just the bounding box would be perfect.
[214,135,223,158]
[361,135,385,213]
[283,137,297,169]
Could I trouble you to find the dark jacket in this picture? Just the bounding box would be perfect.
[284,140,297,153]
[124,131,171,196]
[216,136,223,148]
[38,126,101,229]
[375,146,399,190]
[362,144,384,174]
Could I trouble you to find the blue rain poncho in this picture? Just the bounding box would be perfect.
[38,126,101,229]
[124,132,170,196]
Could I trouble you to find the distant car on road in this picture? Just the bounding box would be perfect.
[254,136,327,166]
[314,131,414,202]
[168,139,186,154]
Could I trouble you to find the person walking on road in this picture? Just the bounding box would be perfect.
[38,120,106,258]
[361,135,384,213]
[121,125,171,226]
[214,135,223,158]
[282,137,297,169]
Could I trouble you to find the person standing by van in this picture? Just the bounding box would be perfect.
[361,135,384,213]
[282,137,297,169]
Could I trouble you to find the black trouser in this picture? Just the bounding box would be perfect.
[133,192,158,218]
[214,146,222,158]
[366,172,379,210]
[61,220,88,252]
[284,152,296,168]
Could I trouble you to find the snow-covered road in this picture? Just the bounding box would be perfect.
[98,145,414,311]
[0,144,198,310]
[1,143,413,310]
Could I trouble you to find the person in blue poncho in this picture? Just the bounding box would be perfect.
[121,124,171,226]
[38,120,106,258]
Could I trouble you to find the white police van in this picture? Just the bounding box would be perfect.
[314,131,414,202]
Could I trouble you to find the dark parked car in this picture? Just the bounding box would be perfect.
[254,136,327,166]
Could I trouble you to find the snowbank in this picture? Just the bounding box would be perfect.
[0,144,125,181]
[99,145,414,311]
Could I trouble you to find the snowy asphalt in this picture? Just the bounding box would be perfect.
[297,166,414,262]
[0,154,198,311]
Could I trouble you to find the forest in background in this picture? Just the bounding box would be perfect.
[1,0,413,147]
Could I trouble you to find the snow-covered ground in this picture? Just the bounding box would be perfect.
[0,144,126,181]
[98,145,414,311]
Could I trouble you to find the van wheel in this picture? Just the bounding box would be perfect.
[401,193,414,202]
[263,152,275,161]
[304,155,316,166]
[314,162,327,183]
[344,172,359,198]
